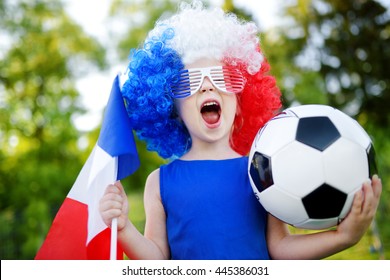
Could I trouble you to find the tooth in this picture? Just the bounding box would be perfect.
[203,101,217,107]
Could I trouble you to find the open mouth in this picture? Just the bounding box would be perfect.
[201,101,221,125]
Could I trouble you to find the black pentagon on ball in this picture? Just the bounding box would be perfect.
[302,184,347,219]
[249,152,273,193]
[367,144,378,178]
[296,116,341,151]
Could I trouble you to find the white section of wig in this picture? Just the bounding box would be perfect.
[146,1,263,74]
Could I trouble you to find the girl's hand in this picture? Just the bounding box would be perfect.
[99,181,129,231]
[336,175,382,246]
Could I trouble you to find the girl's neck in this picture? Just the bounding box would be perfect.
[180,142,242,161]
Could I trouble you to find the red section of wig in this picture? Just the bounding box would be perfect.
[230,56,282,155]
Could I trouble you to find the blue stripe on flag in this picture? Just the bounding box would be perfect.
[97,75,140,180]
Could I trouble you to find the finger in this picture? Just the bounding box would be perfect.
[103,191,123,202]
[99,198,123,212]
[102,209,122,226]
[371,174,382,199]
[114,180,124,189]
[104,184,121,195]
[361,180,374,210]
[113,181,128,198]
[350,188,364,215]
[114,181,126,194]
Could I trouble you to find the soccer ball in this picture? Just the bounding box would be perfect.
[248,104,377,230]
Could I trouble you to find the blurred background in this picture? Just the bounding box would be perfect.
[0,0,389,259]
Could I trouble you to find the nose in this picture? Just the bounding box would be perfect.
[200,76,215,93]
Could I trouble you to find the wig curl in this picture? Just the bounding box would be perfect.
[122,1,282,159]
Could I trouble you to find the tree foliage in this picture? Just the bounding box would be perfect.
[0,0,107,259]
[109,0,180,60]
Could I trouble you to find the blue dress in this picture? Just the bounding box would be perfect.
[160,157,270,260]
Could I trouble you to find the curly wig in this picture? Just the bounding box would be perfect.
[121,1,282,159]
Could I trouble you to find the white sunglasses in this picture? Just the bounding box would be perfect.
[170,66,246,99]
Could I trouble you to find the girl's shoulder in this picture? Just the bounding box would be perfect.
[144,168,161,200]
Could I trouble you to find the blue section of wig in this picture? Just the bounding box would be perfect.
[122,27,190,159]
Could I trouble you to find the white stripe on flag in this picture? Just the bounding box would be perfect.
[67,144,118,244]
[86,145,118,244]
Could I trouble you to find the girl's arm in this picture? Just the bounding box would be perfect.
[100,169,169,259]
[267,175,382,259]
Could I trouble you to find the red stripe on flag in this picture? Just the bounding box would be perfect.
[35,197,88,259]
[36,197,124,260]
[87,228,123,260]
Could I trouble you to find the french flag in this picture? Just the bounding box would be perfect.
[35,75,139,260]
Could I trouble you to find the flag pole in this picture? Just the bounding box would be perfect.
[110,157,119,260]
[110,218,118,260]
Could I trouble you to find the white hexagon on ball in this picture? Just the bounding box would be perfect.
[272,141,325,197]
[323,137,369,193]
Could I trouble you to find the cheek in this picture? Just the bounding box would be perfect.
[175,98,196,124]
[224,96,238,118]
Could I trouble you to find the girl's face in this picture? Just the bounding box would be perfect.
[174,57,238,153]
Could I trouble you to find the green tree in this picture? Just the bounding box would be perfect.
[0,0,106,259]
[109,0,180,60]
